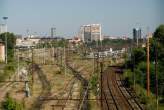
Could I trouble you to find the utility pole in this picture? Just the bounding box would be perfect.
[97,47,100,72]
[32,48,34,90]
[93,52,95,74]
[147,27,150,97]
[57,48,58,64]
[28,47,30,58]
[61,50,63,66]
[17,48,20,81]
[37,45,39,64]
[64,46,66,77]
[100,62,103,110]
[155,42,158,110]
[125,48,127,76]
[53,46,55,64]
[44,46,46,65]
[42,45,44,65]
[133,55,136,90]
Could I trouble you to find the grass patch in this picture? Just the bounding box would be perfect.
[91,75,99,96]
[0,60,17,81]
[88,101,99,110]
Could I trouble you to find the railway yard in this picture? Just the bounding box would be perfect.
[0,47,145,110]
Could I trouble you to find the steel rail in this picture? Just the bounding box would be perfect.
[102,88,110,110]
[107,78,120,110]
[115,71,134,110]
[117,72,144,110]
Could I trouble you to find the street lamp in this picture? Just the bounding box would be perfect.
[3,17,8,64]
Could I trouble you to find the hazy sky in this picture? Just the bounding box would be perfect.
[0,0,163,38]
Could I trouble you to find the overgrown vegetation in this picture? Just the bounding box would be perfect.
[0,61,17,81]
[1,92,24,110]
[0,32,17,81]
[91,75,98,95]
[0,32,16,60]
[123,25,164,110]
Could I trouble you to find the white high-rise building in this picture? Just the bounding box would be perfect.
[90,24,102,41]
[84,25,91,42]
[51,28,56,38]
[78,26,84,42]
[78,24,102,42]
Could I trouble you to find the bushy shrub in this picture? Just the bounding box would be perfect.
[124,69,133,87]
[1,93,22,110]
[91,75,98,95]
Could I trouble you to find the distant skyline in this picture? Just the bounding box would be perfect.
[0,0,164,38]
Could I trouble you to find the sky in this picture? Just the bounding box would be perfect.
[0,0,164,38]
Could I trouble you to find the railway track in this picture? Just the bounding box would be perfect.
[55,49,92,110]
[55,77,77,109]
[28,63,52,110]
[103,67,131,110]
[66,64,89,110]
[115,69,144,110]
[102,87,110,110]
[101,68,118,110]
[103,65,144,110]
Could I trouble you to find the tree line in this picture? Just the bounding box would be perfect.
[124,25,164,109]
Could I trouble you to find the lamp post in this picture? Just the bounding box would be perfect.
[3,17,8,64]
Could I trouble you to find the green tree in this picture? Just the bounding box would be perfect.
[72,41,76,47]
[101,38,133,50]
[1,93,22,110]
[58,38,68,47]
[131,47,146,65]
[153,24,164,45]
[0,32,16,58]
[0,32,16,50]
[124,25,164,109]
[150,24,164,62]
[152,24,164,97]
[52,40,58,47]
